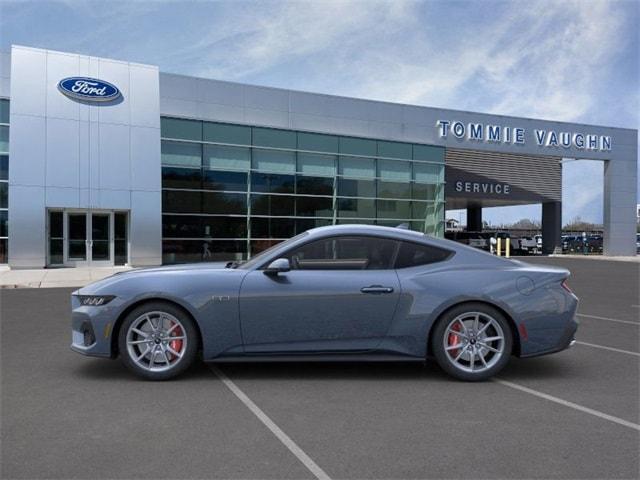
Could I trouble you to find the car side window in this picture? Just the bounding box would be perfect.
[394,241,453,268]
[286,236,398,270]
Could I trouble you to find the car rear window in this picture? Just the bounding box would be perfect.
[394,241,453,268]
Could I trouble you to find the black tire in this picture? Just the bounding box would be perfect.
[431,303,513,381]
[118,301,199,380]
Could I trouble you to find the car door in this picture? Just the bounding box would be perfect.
[239,235,401,353]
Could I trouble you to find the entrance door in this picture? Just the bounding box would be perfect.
[89,213,112,267]
[47,210,129,267]
[67,212,88,266]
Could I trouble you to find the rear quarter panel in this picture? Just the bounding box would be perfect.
[383,259,574,358]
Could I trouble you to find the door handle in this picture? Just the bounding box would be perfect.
[360,285,394,294]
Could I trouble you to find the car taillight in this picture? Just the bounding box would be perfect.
[561,279,573,294]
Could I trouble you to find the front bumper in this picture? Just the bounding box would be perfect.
[70,295,122,358]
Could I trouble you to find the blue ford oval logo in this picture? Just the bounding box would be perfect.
[58,77,121,102]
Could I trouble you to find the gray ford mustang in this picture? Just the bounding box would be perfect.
[71,225,578,381]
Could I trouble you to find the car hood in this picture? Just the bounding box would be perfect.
[75,262,234,295]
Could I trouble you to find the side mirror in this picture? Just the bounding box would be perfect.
[264,258,291,275]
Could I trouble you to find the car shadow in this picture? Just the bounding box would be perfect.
[72,356,572,383]
[72,357,213,382]
[499,355,577,381]
[213,355,572,382]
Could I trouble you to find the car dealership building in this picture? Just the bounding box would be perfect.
[0,45,637,268]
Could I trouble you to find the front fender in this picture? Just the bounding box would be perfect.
[78,269,247,359]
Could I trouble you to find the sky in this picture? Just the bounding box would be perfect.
[0,0,638,226]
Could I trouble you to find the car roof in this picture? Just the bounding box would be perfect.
[306,224,427,240]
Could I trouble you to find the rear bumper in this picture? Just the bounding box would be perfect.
[519,312,579,358]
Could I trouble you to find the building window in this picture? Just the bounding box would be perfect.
[160,118,445,264]
[0,99,8,264]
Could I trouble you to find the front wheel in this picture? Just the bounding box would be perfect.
[432,303,513,381]
[118,302,199,380]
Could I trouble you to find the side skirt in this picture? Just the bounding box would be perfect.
[207,352,425,363]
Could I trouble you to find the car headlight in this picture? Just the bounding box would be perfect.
[77,295,116,306]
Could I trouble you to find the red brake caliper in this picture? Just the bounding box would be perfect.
[168,322,183,360]
[448,322,461,356]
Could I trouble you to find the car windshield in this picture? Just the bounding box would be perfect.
[236,232,309,270]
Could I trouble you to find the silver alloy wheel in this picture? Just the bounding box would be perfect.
[442,311,505,374]
[125,311,188,373]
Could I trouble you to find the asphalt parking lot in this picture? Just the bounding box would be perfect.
[1,257,638,479]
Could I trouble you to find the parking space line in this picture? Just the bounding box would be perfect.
[577,313,639,326]
[575,341,640,357]
[210,365,331,480]
[494,379,640,432]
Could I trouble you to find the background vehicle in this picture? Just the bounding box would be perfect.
[71,225,578,382]
[520,237,538,255]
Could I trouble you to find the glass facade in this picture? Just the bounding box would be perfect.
[161,117,445,264]
[0,99,8,263]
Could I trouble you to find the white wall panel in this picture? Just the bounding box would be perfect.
[46,51,80,121]
[46,186,79,208]
[46,117,79,188]
[130,190,162,265]
[130,65,160,128]
[8,185,46,267]
[99,189,131,209]
[10,47,46,116]
[97,59,130,125]
[198,79,244,106]
[244,85,289,112]
[98,123,130,190]
[9,114,46,186]
[130,126,161,191]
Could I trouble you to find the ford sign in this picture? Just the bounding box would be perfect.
[58,77,121,102]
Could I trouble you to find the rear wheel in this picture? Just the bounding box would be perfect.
[118,302,198,380]
[432,303,512,381]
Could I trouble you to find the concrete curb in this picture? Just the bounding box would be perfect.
[0,266,134,289]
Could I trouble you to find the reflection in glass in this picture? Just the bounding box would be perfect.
[251,217,295,238]
[0,238,7,264]
[163,190,201,214]
[337,198,375,218]
[202,170,248,192]
[295,218,332,234]
[162,167,201,189]
[0,155,7,180]
[203,145,250,171]
[377,180,411,199]
[91,214,110,261]
[201,216,247,239]
[48,211,64,265]
[163,239,247,264]
[114,213,128,266]
[377,199,411,219]
[251,172,295,194]
[296,176,333,196]
[202,192,247,215]
[0,210,7,237]
[0,183,7,208]
[251,194,295,216]
[252,149,296,173]
[161,141,201,167]
[296,196,333,217]
[338,178,376,198]
[68,214,86,260]
[250,239,283,256]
